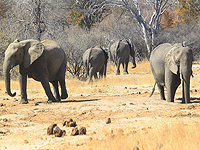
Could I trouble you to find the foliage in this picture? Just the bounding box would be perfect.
[0,0,10,19]
[69,0,110,30]
[173,0,200,24]
[161,10,175,29]
[62,26,107,80]
[0,31,15,78]
[67,9,83,25]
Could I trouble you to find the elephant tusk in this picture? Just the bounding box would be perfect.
[191,74,195,79]
[9,68,13,73]
[180,73,183,80]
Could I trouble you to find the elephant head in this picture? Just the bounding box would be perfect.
[126,39,136,68]
[165,44,193,103]
[3,39,44,97]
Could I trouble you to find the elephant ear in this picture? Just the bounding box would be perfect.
[24,42,44,68]
[116,40,121,52]
[126,39,132,47]
[100,46,109,60]
[165,47,181,74]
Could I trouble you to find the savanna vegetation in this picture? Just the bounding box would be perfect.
[0,0,200,80]
[1,1,200,150]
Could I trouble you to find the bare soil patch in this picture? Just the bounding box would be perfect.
[0,62,200,150]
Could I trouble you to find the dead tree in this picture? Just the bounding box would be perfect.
[99,0,178,56]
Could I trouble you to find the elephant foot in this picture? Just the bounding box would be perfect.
[182,99,190,104]
[19,99,28,104]
[47,99,57,103]
[56,97,61,102]
[166,99,174,102]
[61,92,68,99]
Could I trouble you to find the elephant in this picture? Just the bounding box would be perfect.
[3,39,68,104]
[83,45,108,83]
[110,39,136,75]
[149,43,193,103]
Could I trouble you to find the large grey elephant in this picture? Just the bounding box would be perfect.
[150,43,193,103]
[83,46,108,83]
[110,39,136,75]
[3,39,68,104]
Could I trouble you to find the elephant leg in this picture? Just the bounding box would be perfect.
[116,59,120,75]
[99,68,104,78]
[165,72,181,102]
[88,67,94,83]
[19,73,28,104]
[166,84,179,102]
[94,73,98,79]
[50,80,61,101]
[57,62,68,99]
[19,67,28,104]
[157,84,166,100]
[40,78,57,103]
[59,78,68,99]
[123,61,129,74]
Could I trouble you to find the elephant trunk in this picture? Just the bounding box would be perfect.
[181,74,190,103]
[130,47,136,68]
[180,62,192,103]
[131,58,136,68]
[3,61,16,97]
[104,61,107,77]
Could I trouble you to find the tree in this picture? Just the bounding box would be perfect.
[173,0,200,24]
[0,0,10,19]
[70,0,110,30]
[64,26,106,79]
[161,10,175,28]
[32,0,42,41]
[92,0,178,56]
[5,0,71,40]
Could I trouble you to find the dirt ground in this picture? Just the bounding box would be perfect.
[1,63,200,150]
[0,83,200,150]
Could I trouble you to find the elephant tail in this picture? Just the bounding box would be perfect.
[149,82,156,97]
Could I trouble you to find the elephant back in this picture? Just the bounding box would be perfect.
[150,43,172,60]
[41,40,61,51]
[89,47,104,59]
[110,40,128,60]
[110,41,119,53]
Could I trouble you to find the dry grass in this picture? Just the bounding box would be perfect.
[85,121,200,150]
[1,60,200,97]
[65,60,154,96]
[0,60,154,97]
[1,61,200,150]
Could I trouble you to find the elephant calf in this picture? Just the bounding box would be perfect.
[83,46,108,83]
[150,43,193,103]
[3,39,68,104]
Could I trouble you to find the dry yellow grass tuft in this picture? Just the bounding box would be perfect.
[85,121,200,150]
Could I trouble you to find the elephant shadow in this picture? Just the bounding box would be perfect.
[176,97,200,103]
[36,98,100,104]
[59,99,100,103]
